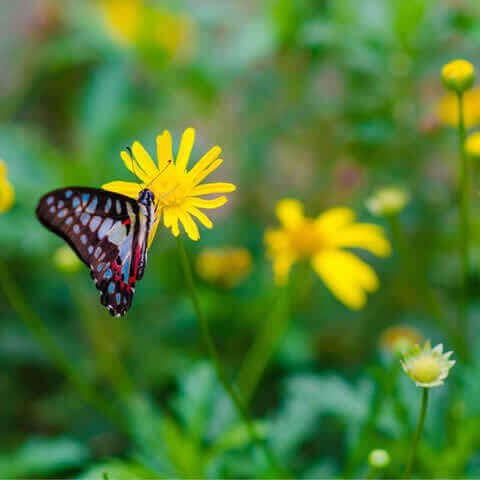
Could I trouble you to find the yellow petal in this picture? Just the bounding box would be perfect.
[148,217,160,249]
[0,179,14,213]
[157,130,173,169]
[179,211,200,241]
[0,160,7,177]
[176,128,195,172]
[272,254,295,285]
[186,205,213,228]
[187,145,222,181]
[331,224,391,257]
[190,183,237,196]
[315,207,355,233]
[191,159,223,185]
[276,199,304,229]
[190,196,228,209]
[311,250,379,310]
[121,150,149,183]
[132,141,158,177]
[102,180,142,199]
[163,207,180,236]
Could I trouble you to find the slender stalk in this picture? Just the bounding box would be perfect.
[0,257,124,428]
[456,91,469,335]
[237,286,289,405]
[176,236,286,476]
[404,388,429,480]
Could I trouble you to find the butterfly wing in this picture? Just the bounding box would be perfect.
[36,187,146,316]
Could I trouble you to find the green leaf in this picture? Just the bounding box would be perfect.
[0,437,89,477]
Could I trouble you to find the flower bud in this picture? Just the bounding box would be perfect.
[401,341,455,388]
[368,449,390,469]
[53,246,82,274]
[366,187,409,217]
[442,59,475,93]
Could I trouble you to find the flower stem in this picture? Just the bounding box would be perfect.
[404,388,429,480]
[457,91,469,336]
[237,286,289,405]
[176,236,286,476]
[0,256,124,428]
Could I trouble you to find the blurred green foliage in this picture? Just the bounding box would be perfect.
[2,0,480,478]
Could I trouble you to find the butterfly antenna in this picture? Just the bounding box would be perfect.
[125,146,139,180]
[145,158,173,189]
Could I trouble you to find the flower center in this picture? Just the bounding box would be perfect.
[289,220,324,257]
[411,356,441,383]
[150,172,187,208]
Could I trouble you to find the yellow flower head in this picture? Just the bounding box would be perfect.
[465,131,480,157]
[103,128,236,244]
[0,160,14,213]
[437,87,480,128]
[100,0,194,59]
[264,200,391,309]
[442,59,475,93]
[401,341,455,388]
[101,0,141,45]
[366,186,409,217]
[380,325,423,355]
[196,247,252,288]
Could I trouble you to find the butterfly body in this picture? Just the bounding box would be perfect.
[36,187,156,316]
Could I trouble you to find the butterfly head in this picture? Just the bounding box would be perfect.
[138,189,155,207]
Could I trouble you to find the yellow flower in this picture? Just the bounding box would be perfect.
[380,325,423,355]
[366,186,409,217]
[196,247,252,288]
[0,160,14,213]
[437,87,480,128]
[264,200,391,309]
[103,128,236,244]
[100,0,141,45]
[442,59,475,93]
[100,0,194,59]
[401,341,455,388]
[465,131,480,157]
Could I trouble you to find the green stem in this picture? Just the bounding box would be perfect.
[176,237,286,476]
[457,91,469,335]
[0,257,124,428]
[237,286,289,405]
[404,388,429,480]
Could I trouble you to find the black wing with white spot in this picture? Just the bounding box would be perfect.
[36,187,143,316]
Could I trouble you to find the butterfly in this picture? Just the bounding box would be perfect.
[36,186,156,316]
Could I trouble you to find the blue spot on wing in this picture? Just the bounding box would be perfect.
[108,282,115,294]
[82,193,90,206]
[86,196,98,214]
[72,197,80,208]
[65,190,73,198]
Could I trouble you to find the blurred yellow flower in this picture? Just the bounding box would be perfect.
[437,87,480,128]
[196,247,252,288]
[380,325,423,355]
[103,128,236,243]
[100,0,141,45]
[0,160,14,213]
[401,341,455,388]
[53,245,82,274]
[100,0,194,59]
[366,186,409,217]
[442,59,475,93]
[264,200,391,309]
[465,131,480,157]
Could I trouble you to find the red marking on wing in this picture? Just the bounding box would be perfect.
[127,245,142,292]
[122,218,131,225]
